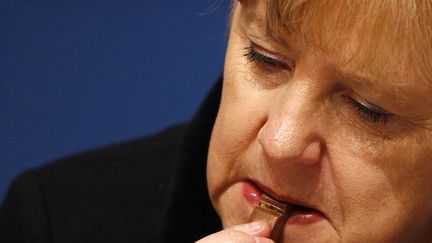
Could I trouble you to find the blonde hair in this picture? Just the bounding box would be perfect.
[241,0,432,84]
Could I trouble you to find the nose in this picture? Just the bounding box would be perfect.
[257,82,323,165]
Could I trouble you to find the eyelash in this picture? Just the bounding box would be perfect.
[244,46,292,70]
[244,44,393,126]
[346,97,391,125]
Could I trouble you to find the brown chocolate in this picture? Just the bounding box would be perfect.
[249,194,292,242]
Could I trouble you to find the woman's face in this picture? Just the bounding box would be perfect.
[207,1,432,242]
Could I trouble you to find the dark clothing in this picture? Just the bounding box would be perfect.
[0,77,223,243]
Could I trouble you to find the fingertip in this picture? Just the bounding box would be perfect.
[254,236,275,243]
[251,220,272,237]
[248,220,265,233]
[230,220,271,237]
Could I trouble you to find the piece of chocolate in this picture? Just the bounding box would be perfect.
[249,194,292,242]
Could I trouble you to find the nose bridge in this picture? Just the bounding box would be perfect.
[258,80,322,164]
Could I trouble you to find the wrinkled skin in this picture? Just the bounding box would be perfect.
[205,2,432,243]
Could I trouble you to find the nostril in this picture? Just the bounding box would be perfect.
[298,140,322,164]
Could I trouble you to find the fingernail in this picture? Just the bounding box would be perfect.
[248,221,263,232]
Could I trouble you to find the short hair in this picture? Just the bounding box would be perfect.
[239,0,432,85]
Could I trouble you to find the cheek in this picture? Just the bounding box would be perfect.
[327,128,432,241]
[207,70,269,195]
[207,38,273,217]
[209,31,272,179]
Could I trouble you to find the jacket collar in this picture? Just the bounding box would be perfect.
[161,76,223,242]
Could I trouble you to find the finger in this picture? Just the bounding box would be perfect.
[195,229,274,243]
[254,236,275,243]
[228,220,271,238]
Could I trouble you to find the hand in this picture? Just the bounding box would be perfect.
[196,220,274,243]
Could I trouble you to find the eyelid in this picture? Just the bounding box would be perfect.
[350,92,392,115]
[250,43,295,70]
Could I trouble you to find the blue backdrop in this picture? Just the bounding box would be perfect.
[1,0,231,202]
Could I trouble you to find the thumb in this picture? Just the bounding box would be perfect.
[228,220,272,238]
[195,221,274,243]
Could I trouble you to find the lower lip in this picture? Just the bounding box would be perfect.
[242,181,262,207]
[287,208,323,225]
[242,181,324,225]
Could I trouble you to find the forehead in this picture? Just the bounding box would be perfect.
[240,0,432,87]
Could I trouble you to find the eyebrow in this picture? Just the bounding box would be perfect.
[242,11,295,52]
[337,70,375,90]
[336,68,425,112]
[335,68,407,102]
[239,1,432,117]
[241,5,386,92]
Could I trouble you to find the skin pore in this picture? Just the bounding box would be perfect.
[205,1,432,242]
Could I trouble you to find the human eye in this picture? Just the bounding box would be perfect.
[344,94,393,126]
[243,43,295,88]
[244,43,295,72]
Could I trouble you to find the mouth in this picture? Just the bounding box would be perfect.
[242,180,326,225]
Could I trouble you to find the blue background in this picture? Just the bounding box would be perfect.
[1,0,231,203]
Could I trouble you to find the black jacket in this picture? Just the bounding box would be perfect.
[0,77,223,243]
